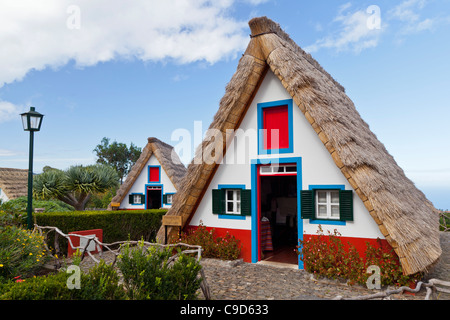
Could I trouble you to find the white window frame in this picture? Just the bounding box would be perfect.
[225,189,241,215]
[133,194,142,204]
[315,190,340,220]
[259,164,297,175]
[166,194,173,204]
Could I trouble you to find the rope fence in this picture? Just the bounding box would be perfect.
[34,224,211,299]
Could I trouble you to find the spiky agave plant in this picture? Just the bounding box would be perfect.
[33,165,119,210]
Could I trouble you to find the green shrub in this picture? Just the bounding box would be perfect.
[297,226,422,287]
[1,196,74,214]
[117,241,202,300]
[0,218,48,282]
[177,224,242,260]
[34,209,166,256]
[0,271,75,300]
[0,260,124,300]
[75,260,125,300]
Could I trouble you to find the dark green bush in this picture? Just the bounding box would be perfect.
[1,196,74,214]
[34,209,166,256]
[117,241,202,300]
[0,260,124,300]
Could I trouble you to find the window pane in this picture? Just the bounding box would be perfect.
[227,190,234,200]
[331,205,340,217]
[261,166,271,173]
[331,191,339,203]
[317,191,327,203]
[285,166,296,172]
[236,190,240,201]
[236,202,241,213]
[318,205,327,216]
[227,202,234,212]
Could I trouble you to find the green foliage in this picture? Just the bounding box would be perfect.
[0,260,124,300]
[117,241,202,300]
[33,164,119,210]
[34,209,166,256]
[0,196,74,215]
[75,260,125,300]
[93,137,142,184]
[440,211,450,231]
[0,213,48,282]
[297,226,422,287]
[85,188,118,209]
[177,223,242,260]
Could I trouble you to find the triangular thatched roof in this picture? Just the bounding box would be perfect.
[156,17,441,275]
[0,167,28,200]
[108,137,186,208]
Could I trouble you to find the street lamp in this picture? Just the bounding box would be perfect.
[20,107,44,229]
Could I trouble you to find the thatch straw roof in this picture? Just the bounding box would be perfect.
[108,137,186,209]
[156,17,441,275]
[0,167,28,200]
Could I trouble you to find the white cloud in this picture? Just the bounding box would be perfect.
[0,100,25,123]
[388,0,427,23]
[0,149,18,157]
[388,0,438,34]
[305,3,383,53]
[0,0,258,87]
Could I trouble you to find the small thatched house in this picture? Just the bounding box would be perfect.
[109,137,186,210]
[0,167,28,202]
[156,17,441,275]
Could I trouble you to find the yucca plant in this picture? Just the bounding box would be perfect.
[33,165,119,210]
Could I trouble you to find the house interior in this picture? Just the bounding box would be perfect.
[260,175,298,265]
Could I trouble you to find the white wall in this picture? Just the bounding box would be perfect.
[119,154,178,209]
[0,188,9,203]
[190,70,383,240]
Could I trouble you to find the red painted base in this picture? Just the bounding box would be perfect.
[185,225,252,262]
[303,234,391,258]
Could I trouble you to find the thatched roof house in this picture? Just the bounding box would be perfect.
[109,137,186,210]
[0,167,28,201]
[157,17,441,275]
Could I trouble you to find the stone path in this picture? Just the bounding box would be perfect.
[198,259,424,300]
[73,232,450,300]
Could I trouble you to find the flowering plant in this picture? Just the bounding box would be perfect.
[0,211,48,282]
[297,225,421,287]
[175,222,241,261]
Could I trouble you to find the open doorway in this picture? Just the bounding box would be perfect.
[259,165,298,265]
[146,186,162,209]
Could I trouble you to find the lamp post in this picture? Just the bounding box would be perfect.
[20,107,44,229]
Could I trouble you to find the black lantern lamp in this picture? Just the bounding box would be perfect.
[20,107,44,229]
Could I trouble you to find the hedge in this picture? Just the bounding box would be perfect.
[34,209,167,256]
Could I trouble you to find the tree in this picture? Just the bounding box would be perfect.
[33,164,119,211]
[93,137,141,184]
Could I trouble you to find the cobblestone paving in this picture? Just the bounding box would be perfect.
[199,259,424,300]
[75,232,450,300]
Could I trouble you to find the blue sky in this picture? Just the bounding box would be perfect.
[0,0,449,209]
